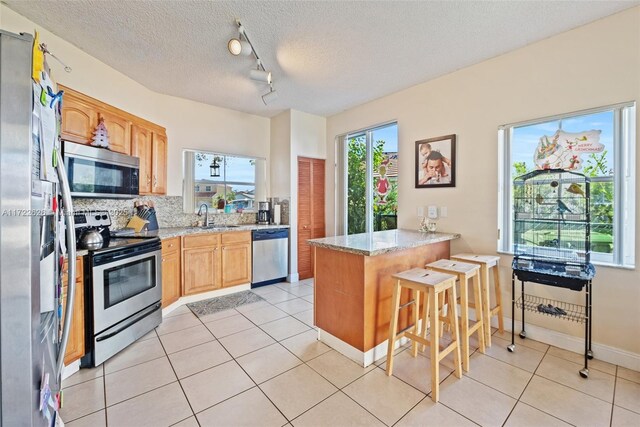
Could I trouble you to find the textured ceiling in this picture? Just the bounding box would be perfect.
[6,1,638,117]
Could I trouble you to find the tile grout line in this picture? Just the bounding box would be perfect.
[609,365,618,427]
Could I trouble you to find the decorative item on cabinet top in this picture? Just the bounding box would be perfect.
[59,85,168,195]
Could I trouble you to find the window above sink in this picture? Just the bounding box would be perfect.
[183,149,267,214]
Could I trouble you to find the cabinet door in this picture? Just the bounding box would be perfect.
[100,111,131,154]
[61,97,98,144]
[161,250,181,307]
[131,124,153,194]
[152,132,167,195]
[221,242,251,287]
[182,247,220,295]
[63,257,84,365]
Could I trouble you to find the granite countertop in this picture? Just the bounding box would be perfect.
[151,224,290,239]
[308,229,460,256]
[70,224,290,257]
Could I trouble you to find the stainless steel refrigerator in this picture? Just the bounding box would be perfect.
[0,30,77,426]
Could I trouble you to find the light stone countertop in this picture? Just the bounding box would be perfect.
[71,224,290,257]
[149,224,289,239]
[308,229,460,256]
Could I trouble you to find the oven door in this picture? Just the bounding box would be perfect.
[92,244,162,334]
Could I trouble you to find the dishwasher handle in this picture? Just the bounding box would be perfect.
[252,229,289,241]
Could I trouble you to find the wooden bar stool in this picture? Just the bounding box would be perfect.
[425,259,486,372]
[451,253,503,346]
[386,268,462,403]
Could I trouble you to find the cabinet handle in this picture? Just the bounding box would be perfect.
[153,176,157,187]
[162,258,165,262]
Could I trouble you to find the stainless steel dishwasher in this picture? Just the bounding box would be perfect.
[252,228,289,287]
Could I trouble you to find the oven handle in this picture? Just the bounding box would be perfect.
[96,302,162,342]
[92,243,161,266]
[93,249,161,272]
[56,149,77,378]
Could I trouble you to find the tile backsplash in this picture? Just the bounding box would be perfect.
[72,196,289,230]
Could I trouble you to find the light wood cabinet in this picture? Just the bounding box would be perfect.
[183,246,221,295]
[99,111,131,154]
[221,232,252,287]
[131,124,153,194]
[61,97,98,144]
[161,237,181,307]
[180,231,251,296]
[62,257,84,365]
[59,85,168,195]
[151,132,167,194]
[131,126,167,196]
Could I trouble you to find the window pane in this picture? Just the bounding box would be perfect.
[372,124,398,231]
[226,184,255,211]
[510,112,616,256]
[195,153,225,182]
[226,156,256,183]
[347,134,367,234]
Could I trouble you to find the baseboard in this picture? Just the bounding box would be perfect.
[62,360,80,381]
[498,316,640,371]
[287,273,300,282]
[318,327,412,368]
[161,284,252,317]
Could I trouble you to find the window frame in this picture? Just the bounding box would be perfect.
[498,102,636,268]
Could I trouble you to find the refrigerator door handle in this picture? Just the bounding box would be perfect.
[55,149,77,377]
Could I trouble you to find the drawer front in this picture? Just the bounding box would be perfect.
[221,231,251,245]
[182,233,221,249]
[162,237,180,253]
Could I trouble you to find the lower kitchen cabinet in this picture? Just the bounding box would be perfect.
[180,231,251,296]
[62,256,84,365]
[221,232,252,287]
[161,237,181,307]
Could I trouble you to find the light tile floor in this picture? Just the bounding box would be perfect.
[62,279,640,427]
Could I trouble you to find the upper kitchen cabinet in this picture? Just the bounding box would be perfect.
[131,125,168,195]
[151,132,167,194]
[99,111,131,154]
[131,124,153,194]
[61,96,98,144]
[59,85,168,195]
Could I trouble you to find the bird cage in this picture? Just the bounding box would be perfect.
[513,169,592,278]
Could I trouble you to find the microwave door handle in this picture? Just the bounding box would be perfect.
[55,149,77,378]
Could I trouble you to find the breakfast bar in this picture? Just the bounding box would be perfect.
[308,229,460,366]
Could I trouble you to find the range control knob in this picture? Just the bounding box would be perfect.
[102,215,108,220]
[95,215,101,220]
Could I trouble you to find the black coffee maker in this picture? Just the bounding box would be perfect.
[257,201,270,225]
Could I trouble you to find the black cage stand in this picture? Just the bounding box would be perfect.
[508,265,594,378]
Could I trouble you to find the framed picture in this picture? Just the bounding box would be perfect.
[415,134,456,188]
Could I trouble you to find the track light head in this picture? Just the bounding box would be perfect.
[262,88,278,105]
[250,69,272,84]
[227,38,252,56]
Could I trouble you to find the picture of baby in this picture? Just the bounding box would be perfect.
[415,135,456,188]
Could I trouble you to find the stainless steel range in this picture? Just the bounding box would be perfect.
[75,211,162,367]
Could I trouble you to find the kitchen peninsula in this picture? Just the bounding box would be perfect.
[308,229,460,366]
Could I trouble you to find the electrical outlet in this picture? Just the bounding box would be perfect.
[417,206,425,217]
[427,206,438,219]
[440,207,448,218]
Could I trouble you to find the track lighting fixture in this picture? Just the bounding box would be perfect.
[227,19,276,105]
[249,61,272,84]
[262,86,278,105]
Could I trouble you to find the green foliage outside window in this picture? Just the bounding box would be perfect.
[347,136,398,234]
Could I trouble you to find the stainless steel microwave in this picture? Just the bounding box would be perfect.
[63,142,139,198]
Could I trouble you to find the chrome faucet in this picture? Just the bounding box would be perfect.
[197,203,209,227]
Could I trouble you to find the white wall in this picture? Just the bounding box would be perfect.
[0,5,270,197]
[326,7,640,356]
[289,110,327,279]
[269,110,292,199]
